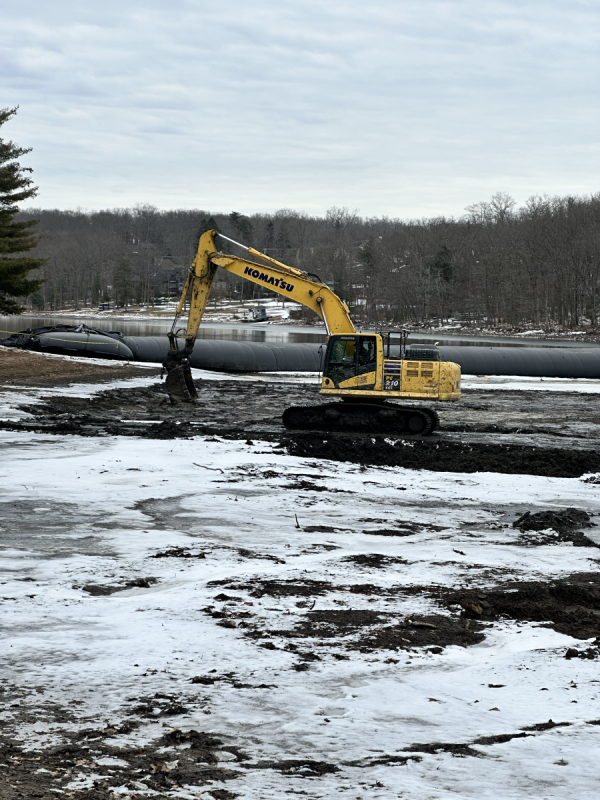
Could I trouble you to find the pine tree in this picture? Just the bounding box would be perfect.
[430,246,454,282]
[228,211,253,245]
[196,215,220,244]
[0,107,45,314]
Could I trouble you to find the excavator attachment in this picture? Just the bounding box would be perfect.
[164,361,197,402]
[162,344,198,403]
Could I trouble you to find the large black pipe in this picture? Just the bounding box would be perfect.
[123,336,323,372]
[3,326,600,378]
[0,327,325,372]
[438,346,600,379]
[1,328,135,359]
[126,338,600,378]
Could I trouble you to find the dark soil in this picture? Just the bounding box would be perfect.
[3,381,600,477]
[515,508,592,534]
[129,699,190,718]
[79,577,158,595]
[296,608,387,637]
[252,606,484,653]
[0,674,258,800]
[0,722,241,800]
[245,759,339,776]
[358,615,485,651]
[236,548,286,565]
[513,508,599,547]
[210,564,600,652]
[342,553,409,568]
[210,578,334,598]
[285,434,600,478]
[151,546,206,558]
[362,521,445,537]
[446,572,600,639]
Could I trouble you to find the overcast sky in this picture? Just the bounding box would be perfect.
[2,0,599,218]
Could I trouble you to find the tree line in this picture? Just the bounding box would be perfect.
[13,191,600,329]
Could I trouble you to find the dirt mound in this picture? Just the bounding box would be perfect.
[0,346,159,387]
[285,434,600,478]
[565,642,600,660]
[447,572,600,639]
[513,508,598,548]
[515,508,592,533]
[342,553,409,568]
[79,577,158,595]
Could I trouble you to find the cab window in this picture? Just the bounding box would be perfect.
[325,335,377,385]
[357,337,376,372]
[329,339,356,364]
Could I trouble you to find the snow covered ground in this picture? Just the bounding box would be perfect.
[12,296,296,324]
[1,375,600,798]
[462,375,600,393]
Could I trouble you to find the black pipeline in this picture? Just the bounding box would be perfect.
[438,346,600,379]
[2,325,599,378]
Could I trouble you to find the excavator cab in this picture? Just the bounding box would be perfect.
[322,334,379,390]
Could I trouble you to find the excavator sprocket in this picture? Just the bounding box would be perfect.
[282,403,439,435]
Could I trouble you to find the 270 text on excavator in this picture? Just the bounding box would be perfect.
[162,230,461,435]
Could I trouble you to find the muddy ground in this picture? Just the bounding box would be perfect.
[0,347,160,387]
[3,559,600,798]
[3,376,600,477]
[2,363,600,797]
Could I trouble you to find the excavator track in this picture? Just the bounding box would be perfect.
[282,403,439,435]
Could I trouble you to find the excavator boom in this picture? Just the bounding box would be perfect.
[171,230,355,347]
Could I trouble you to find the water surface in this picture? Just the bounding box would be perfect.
[1,315,597,349]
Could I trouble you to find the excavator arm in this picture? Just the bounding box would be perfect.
[163,229,354,399]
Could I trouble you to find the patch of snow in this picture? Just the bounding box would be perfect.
[462,375,600,393]
[1,430,600,797]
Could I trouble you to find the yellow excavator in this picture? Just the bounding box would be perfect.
[163,230,461,434]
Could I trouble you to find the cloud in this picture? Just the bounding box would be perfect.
[2,0,599,216]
